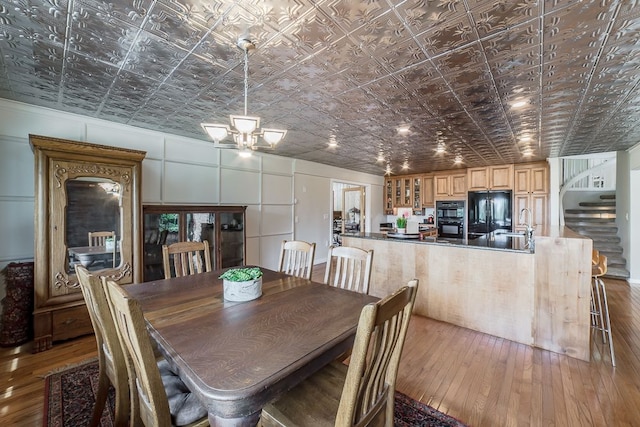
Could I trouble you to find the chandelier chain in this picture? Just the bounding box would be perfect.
[243,47,249,116]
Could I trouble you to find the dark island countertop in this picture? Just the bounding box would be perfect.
[341,230,534,253]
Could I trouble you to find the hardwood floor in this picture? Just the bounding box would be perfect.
[1,272,639,426]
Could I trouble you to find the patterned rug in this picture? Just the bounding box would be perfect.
[44,359,469,427]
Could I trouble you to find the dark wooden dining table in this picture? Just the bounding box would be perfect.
[122,268,378,426]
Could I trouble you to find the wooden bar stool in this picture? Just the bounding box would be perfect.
[591,253,616,366]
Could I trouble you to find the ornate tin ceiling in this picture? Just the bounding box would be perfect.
[0,0,639,175]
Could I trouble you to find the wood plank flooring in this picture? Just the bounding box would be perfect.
[1,270,638,426]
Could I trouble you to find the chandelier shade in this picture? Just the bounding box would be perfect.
[201,39,287,154]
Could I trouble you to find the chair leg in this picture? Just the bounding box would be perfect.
[597,278,616,367]
[113,376,131,427]
[592,277,607,344]
[90,369,110,427]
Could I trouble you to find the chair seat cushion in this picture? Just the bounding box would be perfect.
[158,359,207,426]
[261,361,347,427]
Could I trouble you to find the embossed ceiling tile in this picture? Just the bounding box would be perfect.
[74,0,153,26]
[285,5,342,50]
[414,11,474,57]
[5,0,68,40]
[433,43,485,82]
[153,0,231,30]
[341,56,388,86]
[68,15,139,67]
[347,11,410,58]
[467,0,538,38]
[141,1,210,51]
[394,0,468,35]
[374,38,429,73]
[124,32,192,80]
[318,0,389,35]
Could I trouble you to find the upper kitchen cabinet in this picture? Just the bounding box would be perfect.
[467,164,514,191]
[30,135,145,352]
[514,162,549,232]
[434,170,467,199]
[514,162,548,194]
[143,205,246,281]
[422,174,434,208]
[384,178,393,214]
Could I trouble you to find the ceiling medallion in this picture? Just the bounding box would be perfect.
[201,38,287,158]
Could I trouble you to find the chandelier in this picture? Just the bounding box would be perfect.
[201,38,287,157]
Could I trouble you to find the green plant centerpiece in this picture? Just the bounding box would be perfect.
[396,214,407,232]
[219,267,263,302]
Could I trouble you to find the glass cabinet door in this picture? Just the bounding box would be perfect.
[219,211,245,268]
[143,206,246,281]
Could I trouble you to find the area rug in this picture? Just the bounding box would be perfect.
[44,359,469,427]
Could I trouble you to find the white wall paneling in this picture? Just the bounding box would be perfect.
[0,198,34,261]
[165,136,220,166]
[86,123,165,158]
[296,174,332,262]
[163,162,219,203]
[261,205,293,236]
[263,174,293,205]
[220,150,261,171]
[142,159,163,203]
[0,137,34,197]
[245,205,261,238]
[262,154,294,175]
[0,100,85,141]
[220,169,260,204]
[246,236,261,266]
[260,234,292,271]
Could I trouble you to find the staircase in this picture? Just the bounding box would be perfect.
[564,194,630,280]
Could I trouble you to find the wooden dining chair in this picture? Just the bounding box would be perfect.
[89,230,117,267]
[324,245,373,294]
[277,240,316,279]
[88,230,116,246]
[104,279,209,427]
[74,265,129,427]
[260,279,419,427]
[162,240,212,279]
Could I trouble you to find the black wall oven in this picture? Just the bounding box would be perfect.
[436,200,465,238]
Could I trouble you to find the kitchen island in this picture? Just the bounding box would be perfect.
[342,226,592,361]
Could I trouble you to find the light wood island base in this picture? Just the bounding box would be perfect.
[343,225,592,361]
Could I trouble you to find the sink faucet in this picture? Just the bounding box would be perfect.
[519,208,534,240]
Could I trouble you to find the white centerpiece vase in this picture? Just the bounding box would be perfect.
[223,277,262,302]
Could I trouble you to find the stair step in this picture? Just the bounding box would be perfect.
[600,194,616,200]
[589,235,620,243]
[605,267,630,280]
[598,247,624,256]
[564,211,616,219]
[566,224,618,233]
[570,206,616,212]
[579,201,616,207]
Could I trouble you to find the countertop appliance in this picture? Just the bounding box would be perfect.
[436,200,465,238]
[467,190,512,239]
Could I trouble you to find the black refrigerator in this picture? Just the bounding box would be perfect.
[467,190,512,239]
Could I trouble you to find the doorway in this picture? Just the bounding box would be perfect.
[331,182,366,245]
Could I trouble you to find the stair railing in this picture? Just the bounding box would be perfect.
[559,158,616,226]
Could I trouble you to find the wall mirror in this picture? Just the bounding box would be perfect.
[342,187,365,233]
[65,177,122,274]
[31,134,145,352]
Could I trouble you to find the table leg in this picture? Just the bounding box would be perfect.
[208,410,261,427]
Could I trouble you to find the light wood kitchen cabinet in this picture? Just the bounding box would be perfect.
[384,178,393,214]
[422,174,434,207]
[412,176,422,212]
[434,171,467,199]
[514,162,549,231]
[30,135,145,352]
[467,164,514,191]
